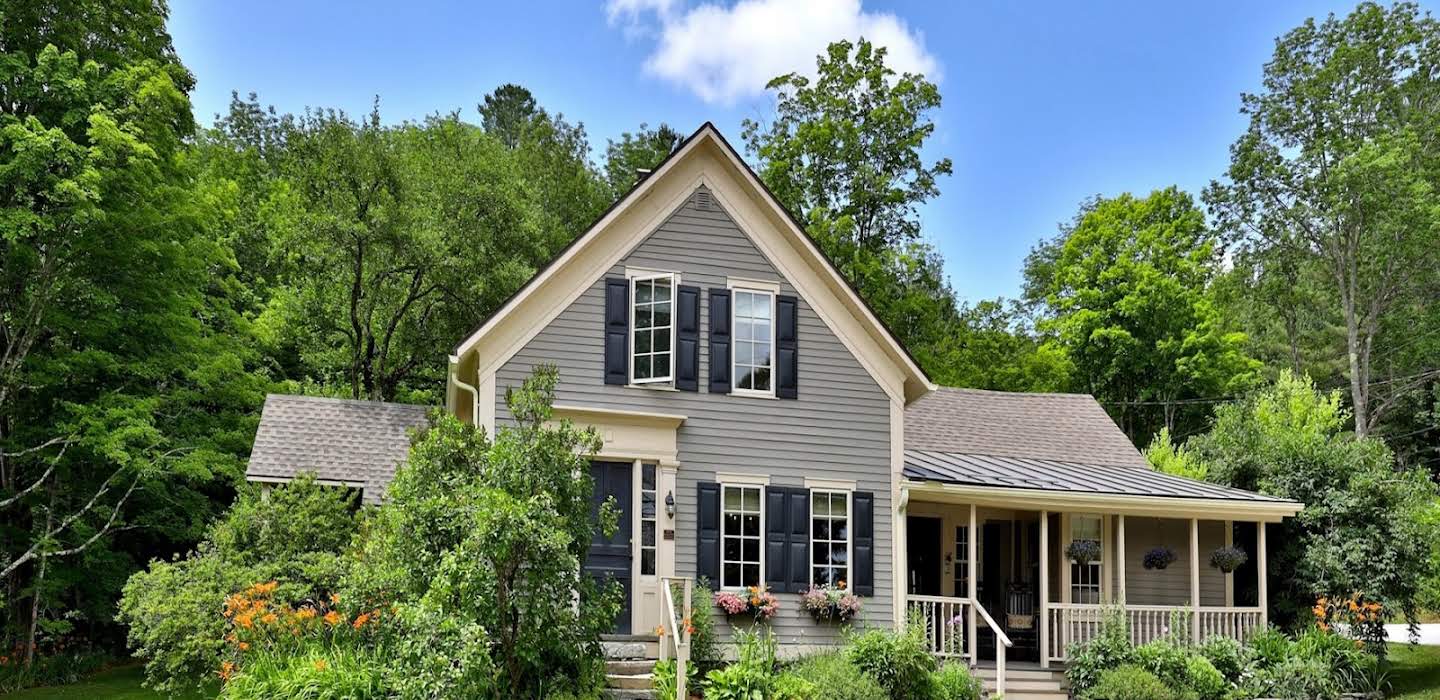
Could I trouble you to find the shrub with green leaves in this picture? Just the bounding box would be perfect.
[1182,655,1226,700]
[1293,625,1364,686]
[929,662,982,700]
[686,578,723,672]
[1234,655,1338,700]
[1083,665,1194,700]
[118,475,360,695]
[787,652,885,700]
[1197,636,1245,683]
[1065,608,1134,695]
[1244,627,1293,670]
[845,618,937,699]
[218,644,388,700]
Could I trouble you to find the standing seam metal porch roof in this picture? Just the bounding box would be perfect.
[903,449,1294,503]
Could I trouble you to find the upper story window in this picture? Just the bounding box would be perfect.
[732,288,774,394]
[631,274,675,384]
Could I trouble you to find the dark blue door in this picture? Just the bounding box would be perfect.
[586,460,633,633]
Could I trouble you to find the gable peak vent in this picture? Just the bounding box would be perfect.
[694,190,713,211]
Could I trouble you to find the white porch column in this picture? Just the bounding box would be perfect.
[1039,510,1050,669]
[1190,518,1201,645]
[1224,520,1234,607]
[894,490,908,628]
[967,503,978,662]
[1258,522,1268,629]
[1116,515,1126,603]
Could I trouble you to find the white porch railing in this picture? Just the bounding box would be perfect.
[657,577,692,700]
[906,595,1012,695]
[1046,603,1265,662]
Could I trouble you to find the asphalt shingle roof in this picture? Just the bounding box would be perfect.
[905,387,1151,469]
[902,449,1293,503]
[246,394,430,504]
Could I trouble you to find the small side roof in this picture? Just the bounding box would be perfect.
[246,394,429,504]
[906,386,1150,469]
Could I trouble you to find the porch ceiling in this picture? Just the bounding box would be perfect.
[902,449,1303,520]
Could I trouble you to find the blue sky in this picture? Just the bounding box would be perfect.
[167,0,1405,303]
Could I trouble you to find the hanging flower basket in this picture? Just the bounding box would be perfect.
[799,583,862,623]
[715,585,779,622]
[1143,546,1178,570]
[1209,545,1248,574]
[1065,539,1102,564]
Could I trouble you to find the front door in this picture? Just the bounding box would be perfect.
[586,460,633,634]
[907,516,943,595]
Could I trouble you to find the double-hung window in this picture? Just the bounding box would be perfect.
[811,490,850,587]
[721,484,763,588]
[732,288,774,394]
[631,274,675,384]
[1070,514,1102,604]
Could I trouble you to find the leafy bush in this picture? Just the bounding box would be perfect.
[1293,625,1365,686]
[787,652,885,700]
[704,628,785,700]
[845,618,936,700]
[0,651,108,693]
[929,662,982,700]
[1133,639,1190,687]
[218,644,388,700]
[687,578,723,672]
[1065,608,1134,695]
[1083,665,1191,700]
[1183,655,1226,700]
[772,672,818,700]
[118,475,360,695]
[1234,656,1338,700]
[1197,636,1245,683]
[1244,627,1292,670]
[385,605,496,699]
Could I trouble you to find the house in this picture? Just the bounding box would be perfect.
[247,123,1302,694]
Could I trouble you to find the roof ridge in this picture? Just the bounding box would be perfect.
[929,385,1100,400]
[905,447,1152,471]
[264,394,431,410]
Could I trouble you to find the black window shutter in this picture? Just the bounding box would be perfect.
[697,482,720,590]
[604,278,629,385]
[675,285,701,391]
[708,289,731,394]
[854,491,875,596]
[776,295,799,399]
[786,488,811,592]
[765,487,788,591]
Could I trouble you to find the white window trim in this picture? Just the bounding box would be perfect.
[1069,513,1103,604]
[810,488,853,590]
[726,276,781,293]
[629,272,677,386]
[636,460,658,579]
[728,285,777,397]
[714,471,770,486]
[720,483,766,591]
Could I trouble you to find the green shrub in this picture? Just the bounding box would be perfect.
[845,619,936,700]
[384,606,497,699]
[704,662,773,700]
[0,651,108,693]
[1082,664,1192,700]
[1065,608,1134,695]
[218,644,388,700]
[772,672,818,700]
[1197,636,1244,683]
[1293,625,1364,685]
[1234,655,1338,700]
[1133,639,1191,687]
[787,651,886,700]
[1244,627,1292,670]
[118,475,360,696]
[687,578,723,672]
[929,662,982,700]
[1183,655,1226,700]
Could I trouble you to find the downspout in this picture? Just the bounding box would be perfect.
[448,354,478,425]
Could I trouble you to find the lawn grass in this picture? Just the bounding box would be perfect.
[1,664,211,700]
[1390,643,1440,699]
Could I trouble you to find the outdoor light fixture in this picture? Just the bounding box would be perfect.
[665,491,675,518]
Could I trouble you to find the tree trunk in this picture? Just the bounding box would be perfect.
[25,554,45,667]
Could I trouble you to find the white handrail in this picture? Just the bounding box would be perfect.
[970,598,1012,696]
[658,577,692,700]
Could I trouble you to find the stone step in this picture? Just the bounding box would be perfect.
[606,659,658,675]
[973,668,1066,682]
[605,673,654,690]
[601,635,661,660]
[601,690,656,700]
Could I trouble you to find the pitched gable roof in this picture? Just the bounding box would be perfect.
[246,394,429,504]
[905,386,1149,469]
[450,123,934,404]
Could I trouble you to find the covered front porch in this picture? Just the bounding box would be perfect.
[896,450,1303,674]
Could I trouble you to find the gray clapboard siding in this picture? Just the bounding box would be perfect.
[495,187,895,645]
[1119,518,1226,607]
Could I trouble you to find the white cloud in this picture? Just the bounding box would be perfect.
[606,0,940,105]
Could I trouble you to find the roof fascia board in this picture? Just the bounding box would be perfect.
[902,480,1303,523]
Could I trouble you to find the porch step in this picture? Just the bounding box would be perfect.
[602,634,661,660]
[600,691,655,700]
[972,665,1067,700]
